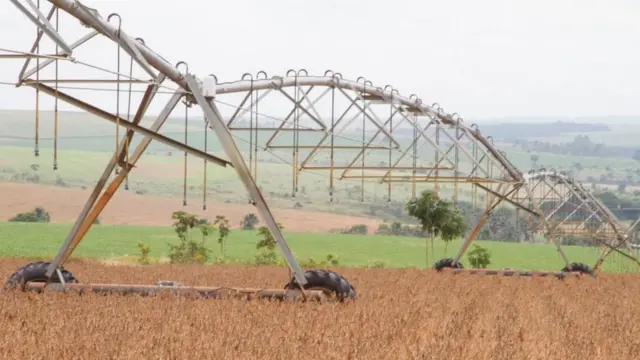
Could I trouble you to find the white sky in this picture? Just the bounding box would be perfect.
[0,0,638,120]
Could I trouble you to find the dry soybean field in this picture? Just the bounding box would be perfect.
[1,258,639,360]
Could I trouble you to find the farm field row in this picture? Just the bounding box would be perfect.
[0,258,638,359]
[0,145,479,219]
[0,222,637,272]
[3,143,637,224]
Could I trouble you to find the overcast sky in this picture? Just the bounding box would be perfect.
[0,0,638,121]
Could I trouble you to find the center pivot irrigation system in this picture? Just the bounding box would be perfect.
[1,0,639,302]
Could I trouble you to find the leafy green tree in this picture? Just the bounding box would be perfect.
[406,190,466,264]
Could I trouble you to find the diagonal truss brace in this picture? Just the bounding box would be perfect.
[44,81,172,276]
[264,87,330,147]
[451,182,572,269]
[20,29,99,81]
[10,0,73,55]
[30,83,230,166]
[74,3,157,79]
[336,85,400,148]
[185,74,307,287]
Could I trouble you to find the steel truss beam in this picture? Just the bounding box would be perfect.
[43,86,198,276]
[29,83,231,167]
[10,0,73,55]
[451,170,639,271]
[210,75,521,187]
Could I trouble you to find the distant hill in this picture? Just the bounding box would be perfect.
[476,115,640,125]
[390,121,611,141]
[468,121,610,141]
[2,109,636,144]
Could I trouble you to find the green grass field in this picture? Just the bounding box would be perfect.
[1,222,636,272]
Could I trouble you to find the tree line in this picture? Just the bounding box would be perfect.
[516,135,640,159]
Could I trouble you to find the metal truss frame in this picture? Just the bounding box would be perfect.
[1,0,637,282]
[457,170,640,272]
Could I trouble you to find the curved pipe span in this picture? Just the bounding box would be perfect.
[213,75,523,182]
[45,0,521,182]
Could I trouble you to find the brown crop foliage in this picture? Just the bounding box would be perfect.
[1,258,640,360]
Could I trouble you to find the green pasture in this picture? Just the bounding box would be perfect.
[0,222,636,272]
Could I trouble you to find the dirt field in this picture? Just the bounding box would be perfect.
[0,182,381,233]
[1,258,639,359]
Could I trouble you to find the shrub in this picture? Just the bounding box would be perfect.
[467,244,491,269]
[300,254,342,268]
[242,213,259,230]
[341,224,368,235]
[254,251,278,265]
[8,207,50,223]
[167,211,213,264]
[376,223,391,235]
[365,260,388,268]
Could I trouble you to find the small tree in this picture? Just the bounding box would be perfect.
[136,242,151,265]
[467,244,491,268]
[406,190,466,265]
[530,154,540,168]
[256,222,284,251]
[213,215,231,258]
[242,213,259,230]
[255,223,284,265]
[391,222,402,236]
[168,211,213,264]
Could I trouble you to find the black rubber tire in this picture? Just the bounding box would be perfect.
[4,261,78,290]
[285,269,356,302]
[561,262,595,276]
[433,258,464,271]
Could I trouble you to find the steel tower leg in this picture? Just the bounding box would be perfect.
[185,74,307,287]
